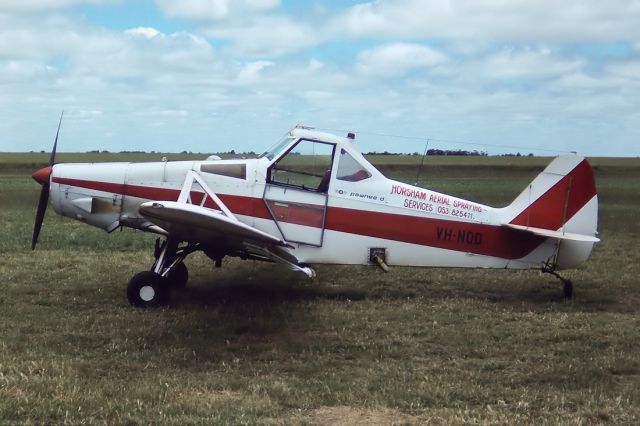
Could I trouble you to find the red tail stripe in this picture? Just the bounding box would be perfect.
[509,159,596,230]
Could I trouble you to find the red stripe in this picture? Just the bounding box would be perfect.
[325,207,543,259]
[510,159,596,229]
[52,176,544,259]
[53,177,271,219]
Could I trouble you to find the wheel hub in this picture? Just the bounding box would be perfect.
[139,285,155,302]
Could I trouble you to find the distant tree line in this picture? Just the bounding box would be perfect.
[365,149,489,156]
[499,152,535,157]
[424,149,488,156]
[83,149,532,157]
[83,149,258,156]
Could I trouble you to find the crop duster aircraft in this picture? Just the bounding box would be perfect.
[32,118,599,307]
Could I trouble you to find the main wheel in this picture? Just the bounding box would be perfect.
[167,262,188,289]
[127,271,169,307]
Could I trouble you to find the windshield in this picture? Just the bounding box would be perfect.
[269,139,335,192]
[258,136,295,161]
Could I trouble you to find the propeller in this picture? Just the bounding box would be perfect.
[31,111,63,250]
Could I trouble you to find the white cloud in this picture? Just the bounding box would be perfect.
[553,72,621,92]
[244,0,280,12]
[203,15,318,57]
[606,60,640,80]
[477,47,582,80]
[332,0,640,43]
[155,0,314,57]
[155,0,230,21]
[237,60,274,84]
[2,60,50,81]
[356,43,446,77]
[0,0,117,14]
[155,0,280,22]
[307,59,324,72]
[125,27,162,39]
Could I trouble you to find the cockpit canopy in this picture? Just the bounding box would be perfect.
[262,128,380,193]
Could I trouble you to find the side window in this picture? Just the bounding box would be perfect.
[269,140,335,192]
[336,149,372,182]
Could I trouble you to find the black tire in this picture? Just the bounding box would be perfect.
[167,262,188,289]
[127,271,168,308]
[563,280,574,300]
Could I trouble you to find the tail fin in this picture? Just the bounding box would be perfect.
[503,155,599,269]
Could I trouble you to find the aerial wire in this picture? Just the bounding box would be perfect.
[316,127,575,155]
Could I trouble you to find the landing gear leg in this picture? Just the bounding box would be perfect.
[541,266,573,300]
[127,238,198,307]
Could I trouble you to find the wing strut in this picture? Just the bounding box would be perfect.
[177,170,237,221]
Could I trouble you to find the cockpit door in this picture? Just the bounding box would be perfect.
[263,139,335,246]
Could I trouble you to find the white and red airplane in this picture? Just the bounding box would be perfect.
[32,119,599,307]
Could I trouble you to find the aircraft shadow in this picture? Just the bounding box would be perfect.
[160,271,368,344]
[167,267,625,325]
[173,276,367,306]
[135,271,626,358]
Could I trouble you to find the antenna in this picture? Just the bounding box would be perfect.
[414,139,429,186]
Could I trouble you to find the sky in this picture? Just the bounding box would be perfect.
[1,0,639,156]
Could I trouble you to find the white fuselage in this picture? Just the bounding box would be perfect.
[46,129,597,270]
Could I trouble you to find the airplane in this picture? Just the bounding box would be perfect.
[32,117,599,307]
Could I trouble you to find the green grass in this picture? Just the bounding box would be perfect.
[0,153,638,424]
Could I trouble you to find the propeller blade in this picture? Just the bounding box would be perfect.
[32,183,50,250]
[49,110,63,166]
[32,111,63,250]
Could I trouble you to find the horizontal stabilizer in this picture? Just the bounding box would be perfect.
[504,223,600,242]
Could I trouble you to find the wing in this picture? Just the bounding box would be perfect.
[140,201,288,246]
[138,201,315,277]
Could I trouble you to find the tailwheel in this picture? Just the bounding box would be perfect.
[127,271,168,308]
[167,262,188,289]
[563,279,574,300]
[541,266,574,300]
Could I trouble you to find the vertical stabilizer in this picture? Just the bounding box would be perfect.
[504,155,598,269]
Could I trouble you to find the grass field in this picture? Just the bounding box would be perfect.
[0,152,639,424]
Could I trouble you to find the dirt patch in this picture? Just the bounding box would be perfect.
[303,405,417,426]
